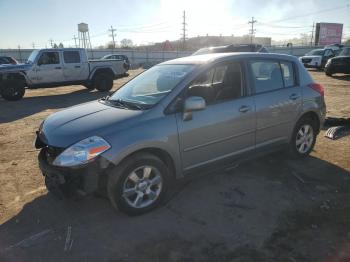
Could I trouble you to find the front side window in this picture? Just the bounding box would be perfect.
[250,60,284,93]
[63,51,80,63]
[109,64,195,107]
[187,61,243,105]
[38,52,60,65]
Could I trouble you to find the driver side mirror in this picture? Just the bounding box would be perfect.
[183,96,206,121]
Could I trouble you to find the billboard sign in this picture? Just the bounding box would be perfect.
[315,23,343,45]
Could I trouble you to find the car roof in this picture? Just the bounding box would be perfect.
[161,52,298,65]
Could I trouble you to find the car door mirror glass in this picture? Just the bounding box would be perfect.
[183,96,206,121]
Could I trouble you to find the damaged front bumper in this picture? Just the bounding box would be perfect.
[38,148,111,197]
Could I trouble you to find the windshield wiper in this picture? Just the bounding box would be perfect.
[109,99,144,110]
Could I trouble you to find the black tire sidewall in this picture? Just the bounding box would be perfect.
[289,117,317,158]
[107,153,170,216]
[93,73,113,92]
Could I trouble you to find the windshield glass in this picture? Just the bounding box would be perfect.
[110,64,195,107]
[339,48,350,56]
[306,49,324,56]
[27,50,39,64]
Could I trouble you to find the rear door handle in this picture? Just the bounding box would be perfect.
[55,67,62,69]
[289,93,300,100]
[239,105,251,113]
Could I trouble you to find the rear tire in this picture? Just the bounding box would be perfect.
[84,82,95,90]
[289,117,317,158]
[107,153,170,216]
[325,69,333,77]
[1,80,25,101]
[93,73,113,92]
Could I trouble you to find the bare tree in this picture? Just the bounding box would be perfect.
[120,39,133,48]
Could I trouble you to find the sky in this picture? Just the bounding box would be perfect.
[0,0,350,48]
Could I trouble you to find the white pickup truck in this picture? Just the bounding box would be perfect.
[0,48,128,101]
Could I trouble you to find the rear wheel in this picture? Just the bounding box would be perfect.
[84,82,95,90]
[107,153,170,216]
[289,117,317,158]
[93,73,113,92]
[1,80,25,101]
[325,68,333,76]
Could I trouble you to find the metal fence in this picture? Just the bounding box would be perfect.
[0,46,320,67]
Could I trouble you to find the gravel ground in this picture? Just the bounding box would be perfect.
[0,69,349,262]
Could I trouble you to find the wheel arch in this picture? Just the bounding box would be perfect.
[89,67,115,80]
[297,111,321,134]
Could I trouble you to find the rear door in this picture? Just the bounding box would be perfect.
[35,51,63,84]
[62,51,88,81]
[248,59,302,149]
[176,60,256,171]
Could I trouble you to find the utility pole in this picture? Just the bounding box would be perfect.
[32,42,35,49]
[181,10,187,51]
[49,39,54,48]
[109,26,117,52]
[73,35,78,48]
[248,17,257,44]
[310,22,315,46]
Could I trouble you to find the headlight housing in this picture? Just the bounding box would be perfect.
[53,136,111,167]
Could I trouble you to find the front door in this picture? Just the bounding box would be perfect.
[248,59,302,149]
[35,51,63,84]
[176,60,256,171]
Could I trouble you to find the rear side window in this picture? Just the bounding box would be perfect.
[280,61,296,87]
[250,60,283,94]
[63,51,80,63]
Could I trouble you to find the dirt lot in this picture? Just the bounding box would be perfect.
[0,69,349,262]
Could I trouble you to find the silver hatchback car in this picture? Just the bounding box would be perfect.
[35,53,326,215]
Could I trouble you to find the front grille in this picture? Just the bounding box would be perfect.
[302,58,312,63]
[45,146,64,164]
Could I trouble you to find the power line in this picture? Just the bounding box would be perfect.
[248,17,257,44]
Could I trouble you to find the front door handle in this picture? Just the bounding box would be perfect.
[55,67,62,69]
[289,93,300,100]
[239,105,251,113]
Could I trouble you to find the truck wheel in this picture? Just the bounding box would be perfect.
[1,80,25,101]
[288,117,317,158]
[107,153,170,216]
[93,73,113,92]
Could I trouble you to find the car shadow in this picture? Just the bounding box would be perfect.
[0,87,114,124]
[0,154,349,262]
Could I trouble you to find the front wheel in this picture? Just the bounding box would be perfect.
[289,117,317,158]
[1,80,25,101]
[107,153,170,216]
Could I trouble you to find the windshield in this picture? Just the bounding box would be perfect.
[109,64,195,108]
[306,49,324,56]
[27,50,39,64]
[339,48,350,56]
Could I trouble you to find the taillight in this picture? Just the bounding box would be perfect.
[309,83,324,97]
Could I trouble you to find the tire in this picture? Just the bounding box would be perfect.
[289,117,317,158]
[325,69,333,77]
[107,153,170,216]
[93,73,113,92]
[1,80,25,101]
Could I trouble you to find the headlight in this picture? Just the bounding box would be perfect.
[53,136,111,167]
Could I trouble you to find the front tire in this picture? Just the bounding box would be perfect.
[93,73,113,92]
[289,117,317,158]
[107,153,170,216]
[1,80,25,101]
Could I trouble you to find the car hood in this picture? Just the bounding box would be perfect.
[330,56,350,61]
[0,63,31,73]
[40,100,143,148]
